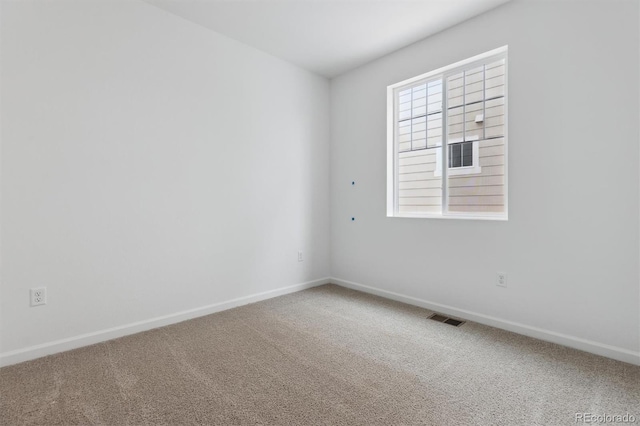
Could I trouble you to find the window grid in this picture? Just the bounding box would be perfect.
[396,69,505,156]
[397,79,442,153]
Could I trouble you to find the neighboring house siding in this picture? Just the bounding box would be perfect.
[398,149,441,213]
[449,137,505,213]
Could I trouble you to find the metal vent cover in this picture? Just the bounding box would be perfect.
[428,313,465,327]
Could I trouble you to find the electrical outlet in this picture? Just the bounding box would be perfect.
[30,287,47,306]
[496,272,507,288]
[298,251,303,262]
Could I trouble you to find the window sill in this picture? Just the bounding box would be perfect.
[388,212,508,221]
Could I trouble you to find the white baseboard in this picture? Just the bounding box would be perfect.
[331,277,640,366]
[0,277,331,368]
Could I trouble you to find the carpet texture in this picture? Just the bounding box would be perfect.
[1,284,639,425]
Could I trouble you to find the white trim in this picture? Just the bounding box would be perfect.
[448,139,482,176]
[503,49,509,220]
[331,277,640,366]
[434,139,482,177]
[394,212,508,221]
[0,277,331,367]
[387,85,395,217]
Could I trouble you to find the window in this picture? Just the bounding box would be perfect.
[387,46,507,220]
[449,141,472,168]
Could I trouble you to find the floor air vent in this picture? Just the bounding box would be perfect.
[428,313,465,327]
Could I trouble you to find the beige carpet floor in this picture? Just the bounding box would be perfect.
[1,284,639,425]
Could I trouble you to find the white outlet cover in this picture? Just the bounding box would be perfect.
[496,272,507,287]
[30,287,47,306]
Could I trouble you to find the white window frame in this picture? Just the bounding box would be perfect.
[386,46,508,221]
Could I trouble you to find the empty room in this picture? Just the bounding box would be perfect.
[1,0,639,424]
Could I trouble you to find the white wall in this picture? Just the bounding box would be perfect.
[331,0,640,360]
[0,0,330,359]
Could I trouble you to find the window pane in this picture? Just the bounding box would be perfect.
[447,106,464,143]
[450,143,462,168]
[427,80,442,113]
[447,73,463,102]
[399,120,411,135]
[398,149,443,214]
[427,112,442,148]
[446,60,506,214]
[411,116,426,150]
[412,84,426,118]
[464,101,484,141]
[462,142,473,167]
